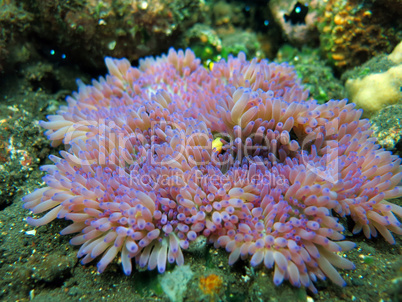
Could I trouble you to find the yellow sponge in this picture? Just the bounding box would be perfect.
[345,65,402,116]
[345,41,402,116]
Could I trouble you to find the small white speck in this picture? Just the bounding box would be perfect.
[241,275,250,282]
[25,230,36,236]
[108,41,117,50]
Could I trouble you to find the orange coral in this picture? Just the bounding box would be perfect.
[318,0,400,70]
[199,274,223,296]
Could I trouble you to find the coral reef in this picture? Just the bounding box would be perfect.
[184,24,262,64]
[22,48,402,294]
[212,0,247,29]
[21,0,205,69]
[317,0,401,70]
[0,0,33,72]
[183,24,223,63]
[183,1,265,64]
[276,45,345,104]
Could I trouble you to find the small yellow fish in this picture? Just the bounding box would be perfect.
[212,137,223,153]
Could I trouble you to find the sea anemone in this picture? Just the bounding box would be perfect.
[23,48,402,293]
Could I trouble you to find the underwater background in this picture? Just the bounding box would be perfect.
[0,0,401,301]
